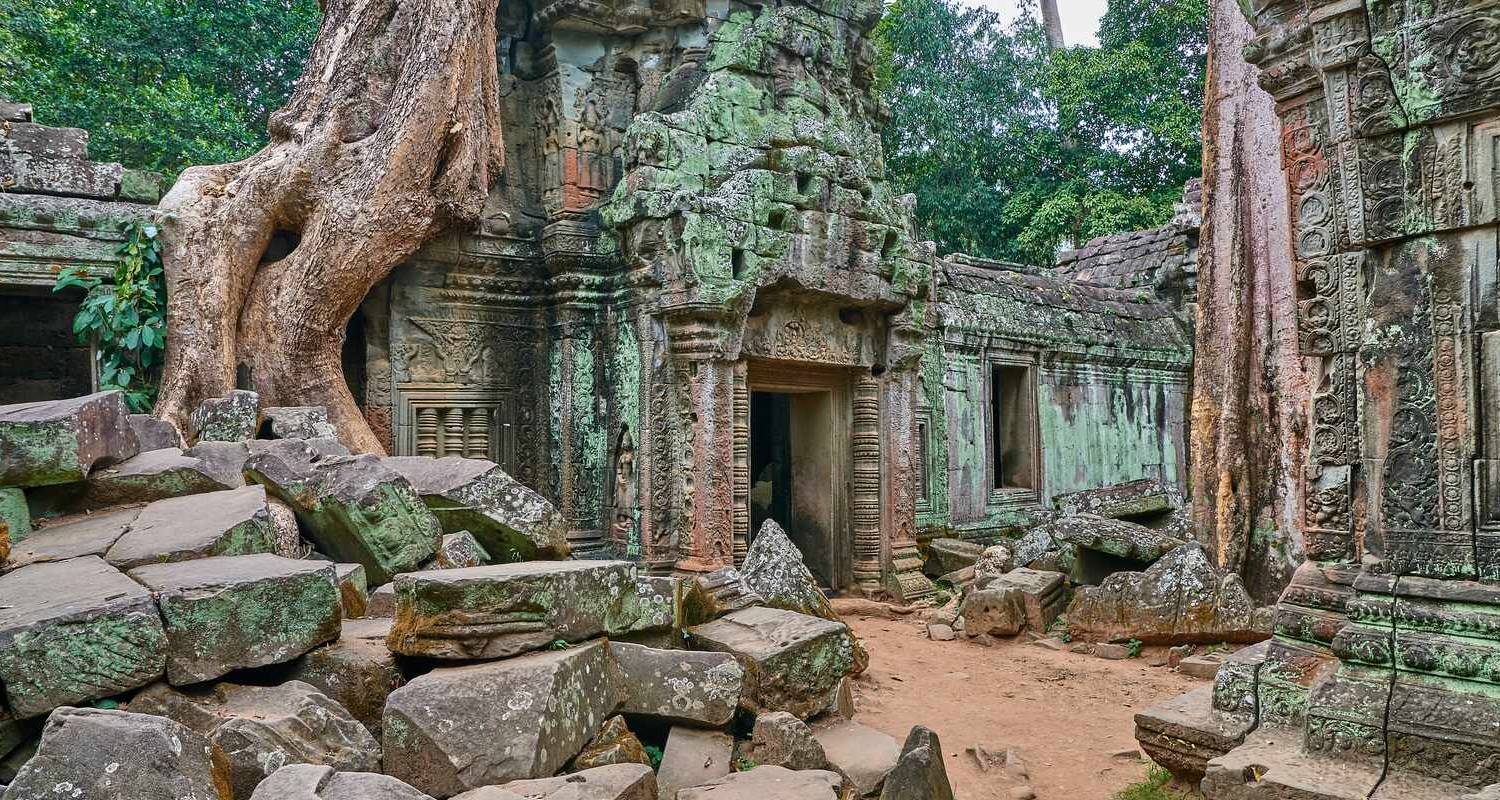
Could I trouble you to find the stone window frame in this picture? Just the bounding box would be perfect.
[985,350,1042,510]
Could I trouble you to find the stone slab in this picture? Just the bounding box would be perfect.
[103,485,274,569]
[0,150,122,199]
[283,617,403,737]
[612,641,744,726]
[656,726,733,800]
[384,456,570,561]
[0,707,223,799]
[687,606,854,719]
[1133,686,1252,784]
[250,764,437,800]
[674,767,842,800]
[0,506,139,571]
[1202,729,1473,799]
[0,391,137,487]
[813,718,900,796]
[470,764,655,800]
[0,556,166,717]
[72,446,241,509]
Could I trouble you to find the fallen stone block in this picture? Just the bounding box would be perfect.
[1133,686,1252,784]
[813,718,900,797]
[189,389,260,443]
[612,641,744,726]
[384,456,569,561]
[387,560,665,660]
[2,707,224,798]
[741,519,868,673]
[0,391,137,487]
[131,679,379,800]
[251,764,436,800]
[127,413,182,451]
[880,726,955,800]
[460,764,655,800]
[1010,527,1056,570]
[0,487,28,546]
[959,586,1026,637]
[0,556,166,717]
[988,568,1066,631]
[571,716,652,771]
[430,531,488,569]
[923,537,984,577]
[676,766,842,800]
[335,563,368,617]
[368,582,397,617]
[382,641,620,797]
[269,497,306,558]
[1054,478,1177,520]
[687,606,854,719]
[67,447,243,509]
[129,553,340,684]
[656,726,733,800]
[1045,514,1183,564]
[1066,542,1263,645]
[283,617,404,737]
[185,440,255,483]
[103,485,274,569]
[681,566,762,625]
[1,506,139,572]
[1179,653,1225,680]
[246,443,442,584]
[927,622,956,641]
[1094,642,1131,660]
[972,544,1014,587]
[261,406,338,440]
[751,711,828,771]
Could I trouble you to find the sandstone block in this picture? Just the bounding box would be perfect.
[1133,686,1251,784]
[959,586,1027,637]
[0,150,121,199]
[431,531,488,569]
[284,617,404,737]
[687,606,854,719]
[460,764,655,800]
[0,707,223,800]
[335,563,369,617]
[681,566,762,625]
[250,764,436,800]
[813,719,900,796]
[0,391,137,487]
[368,582,397,616]
[741,520,868,673]
[751,711,827,771]
[129,554,340,684]
[923,537,984,577]
[675,766,842,800]
[261,406,338,440]
[103,485,274,569]
[612,641,744,726]
[988,568,1066,631]
[246,443,442,584]
[127,413,182,450]
[384,456,569,560]
[382,641,620,797]
[973,544,1015,587]
[0,556,166,717]
[1054,478,1176,520]
[387,560,664,659]
[1066,542,1262,645]
[131,680,379,800]
[571,716,652,771]
[2,507,138,571]
[1046,514,1182,563]
[656,726,733,800]
[71,447,242,509]
[880,726,955,800]
[189,389,260,443]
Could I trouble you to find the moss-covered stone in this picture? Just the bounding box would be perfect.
[103,485,274,570]
[384,456,569,562]
[0,391,138,488]
[687,606,854,719]
[0,487,29,546]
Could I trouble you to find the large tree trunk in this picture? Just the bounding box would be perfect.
[1190,0,1309,602]
[154,0,505,453]
[1039,0,1065,50]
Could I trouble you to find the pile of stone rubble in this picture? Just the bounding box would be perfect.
[0,390,953,800]
[922,479,1272,650]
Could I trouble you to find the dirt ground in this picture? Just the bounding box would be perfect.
[841,607,1202,800]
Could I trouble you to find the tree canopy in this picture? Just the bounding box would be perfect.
[0,0,320,178]
[875,0,1208,266]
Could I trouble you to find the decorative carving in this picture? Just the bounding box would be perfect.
[852,375,882,592]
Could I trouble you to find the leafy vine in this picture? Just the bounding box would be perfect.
[53,220,167,412]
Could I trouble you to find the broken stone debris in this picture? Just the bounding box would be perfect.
[189,389,261,444]
[570,716,652,771]
[687,605,854,719]
[1066,541,1261,645]
[250,764,436,800]
[283,617,405,737]
[384,456,569,561]
[750,711,828,771]
[0,391,138,487]
[812,718,901,797]
[457,764,656,800]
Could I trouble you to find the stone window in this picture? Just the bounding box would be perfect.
[990,364,1036,491]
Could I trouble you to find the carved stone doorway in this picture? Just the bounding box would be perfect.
[747,361,852,591]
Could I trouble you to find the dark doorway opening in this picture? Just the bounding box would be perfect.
[750,389,837,588]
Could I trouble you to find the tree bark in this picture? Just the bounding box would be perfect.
[154,0,505,453]
[1190,0,1309,602]
[1039,0,1065,50]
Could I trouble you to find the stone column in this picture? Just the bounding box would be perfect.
[851,375,883,593]
[880,365,932,601]
[663,312,739,574]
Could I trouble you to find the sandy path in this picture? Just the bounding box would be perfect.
[842,610,1202,800]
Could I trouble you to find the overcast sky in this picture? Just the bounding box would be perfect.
[960,0,1108,46]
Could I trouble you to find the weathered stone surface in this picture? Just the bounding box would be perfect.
[972,545,1015,588]
[1045,514,1183,563]
[387,560,665,659]
[334,563,368,617]
[368,582,396,616]
[741,520,868,673]
[813,719,900,797]
[283,617,403,737]
[250,764,436,800]
[185,440,255,483]
[0,391,137,487]
[1200,730,1470,799]
[103,485,274,569]
[611,642,743,726]
[1010,527,1057,570]
[924,538,984,577]
[570,717,652,771]
[246,443,442,584]
[462,764,655,800]
[656,726,733,800]
[382,642,620,797]
[751,711,827,771]
[131,680,379,800]
[127,413,182,451]
[71,447,243,509]
[189,389,261,444]
[261,406,339,440]
[1066,542,1262,645]
[0,149,121,198]
[687,606,854,719]
[1,122,86,159]
[129,554,340,684]
[880,726,954,800]
[988,568,1067,632]
[431,531,488,569]
[0,707,223,800]
[1133,686,1251,785]
[269,497,306,558]
[1054,478,1176,520]
[0,556,165,717]
[384,456,569,561]
[681,566,763,625]
[0,507,138,571]
[0,488,29,547]
[959,586,1027,637]
[674,767,842,800]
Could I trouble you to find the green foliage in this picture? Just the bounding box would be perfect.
[1127,638,1144,658]
[875,0,1207,265]
[644,745,664,769]
[548,638,572,651]
[734,756,757,772]
[0,0,321,178]
[53,221,166,412]
[1114,764,1188,800]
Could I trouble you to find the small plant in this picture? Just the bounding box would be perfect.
[1114,764,1183,800]
[643,745,664,769]
[54,220,167,412]
[547,639,571,650]
[1126,639,1144,658]
[734,756,756,772]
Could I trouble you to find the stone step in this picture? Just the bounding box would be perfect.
[1,122,88,160]
[1202,729,1473,799]
[1133,685,1253,784]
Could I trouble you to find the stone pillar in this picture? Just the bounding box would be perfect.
[880,365,932,601]
[731,360,750,565]
[663,312,739,574]
[851,375,883,593]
